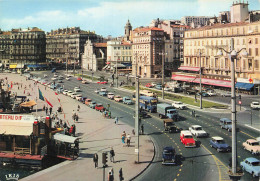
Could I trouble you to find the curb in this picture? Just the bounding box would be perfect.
[129,136,156,181]
[244,124,260,133]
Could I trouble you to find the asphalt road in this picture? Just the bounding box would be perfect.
[31,70,259,181]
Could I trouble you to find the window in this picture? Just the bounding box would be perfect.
[255,59,259,69]
[256,38,258,44]
[256,48,259,56]
[249,48,252,56]
[248,59,252,69]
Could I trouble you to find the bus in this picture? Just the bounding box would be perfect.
[133,90,157,99]
[139,96,158,113]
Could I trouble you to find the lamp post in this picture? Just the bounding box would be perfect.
[217,38,247,180]
[80,53,83,79]
[91,54,94,82]
[159,52,167,99]
[116,53,119,88]
[198,50,203,109]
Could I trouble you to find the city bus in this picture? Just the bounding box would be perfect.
[139,96,158,113]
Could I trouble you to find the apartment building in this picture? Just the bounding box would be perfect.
[0,30,11,69]
[180,21,260,94]
[132,27,165,78]
[181,16,212,28]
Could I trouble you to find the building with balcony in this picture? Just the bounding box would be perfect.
[81,39,107,72]
[0,30,11,70]
[132,27,165,78]
[181,16,212,28]
[46,27,103,65]
[180,20,260,94]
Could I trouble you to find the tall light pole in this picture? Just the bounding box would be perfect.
[80,53,83,79]
[65,53,69,75]
[116,53,119,88]
[198,50,203,109]
[159,52,167,99]
[73,53,76,77]
[217,38,247,180]
[91,54,94,82]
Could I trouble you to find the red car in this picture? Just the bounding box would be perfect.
[145,83,154,88]
[77,77,82,81]
[180,130,196,148]
[97,81,108,84]
[95,103,104,111]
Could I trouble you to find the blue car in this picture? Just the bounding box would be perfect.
[209,136,231,152]
[89,101,97,109]
[240,157,260,177]
[162,146,176,165]
[220,118,232,132]
[155,85,162,90]
[99,91,107,97]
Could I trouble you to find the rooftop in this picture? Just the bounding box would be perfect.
[188,22,249,31]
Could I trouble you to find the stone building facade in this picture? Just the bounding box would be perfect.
[46,27,102,65]
[82,39,107,71]
[0,27,46,70]
[132,27,165,78]
[181,16,212,28]
[181,21,260,94]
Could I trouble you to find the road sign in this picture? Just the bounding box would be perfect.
[238,101,241,104]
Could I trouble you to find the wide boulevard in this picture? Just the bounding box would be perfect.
[32,70,259,181]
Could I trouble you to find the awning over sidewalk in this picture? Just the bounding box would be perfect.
[20,100,37,107]
[172,74,231,88]
[0,120,34,136]
[235,82,254,90]
[53,133,79,144]
[178,66,200,72]
[9,64,17,69]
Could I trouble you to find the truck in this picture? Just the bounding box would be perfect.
[163,119,177,133]
[157,103,179,121]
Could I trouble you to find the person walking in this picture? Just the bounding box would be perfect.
[126,134,131,147]
[119,168,124,181]
[110,147,115,163]
[45,107,48,115]
[43,105,45,111]
[141,124,144,135]
[108,169,114,181]
[121,131,126,144]
[77,105,80,112]
[50,107,52,115]
[115,117,118,124]
[93,153,98,168]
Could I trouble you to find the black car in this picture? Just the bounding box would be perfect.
[162,146,176,165]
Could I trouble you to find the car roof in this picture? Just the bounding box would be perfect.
[163,146,175,151]
[191,125,201,128]
[220,118,232,122]
[181,130,192,136]
[108,92,114,94]
[246,139,258,143]
[252,101,259,104]
[245,157,260,162]
[212,136,224,141]
[96,103,103,106]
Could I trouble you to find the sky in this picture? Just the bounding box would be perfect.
[0,0,260,37]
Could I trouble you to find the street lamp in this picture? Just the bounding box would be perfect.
[159,52,167,99]
[217,38,247,180]
[197,49,203,109]
[91,54,94,82]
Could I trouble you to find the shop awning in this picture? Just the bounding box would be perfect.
[53,133,79,144]
[9,64,17,69]
[16,64,24,69]
[172,75,231,88]
[0,120,34,136]
[235,82,254,90]
[178,66,200,72]
[20,100,37,107]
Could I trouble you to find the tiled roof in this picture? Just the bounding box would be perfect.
[121,41,131,45]
[134,27,164,32]
[171,25,191,29]
[188,22,249,31]
[1,31,11,35]
[94,43,107,47]
[30,27,44,32]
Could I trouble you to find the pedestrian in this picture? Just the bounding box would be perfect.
[24,90,25,94]
[108,171,114,181]
[141,124,144,135]
[108,111,111,119]
[115,117,118,124]
[43,105,45,111]
[126,134,131,147]
[121,131,126,144]
[72,124,76,137]
[110,147,115,163]
[45,107,48,115]
[119,168,124,181]
[77,105,80,112]
[75,114,79,122]
[50,107,52,115]
[63,122,67,129]
[93,153,98,168]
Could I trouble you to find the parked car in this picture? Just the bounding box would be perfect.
[66,77,70,81]
[133,111,148,119]
[85,99,92,106]
[155,85,162,90]
[243,139,260,155]
[100,87,107,92]
[164,86,171,91]
[76,94,82,101]
[145,83,154,88]
[189,125,209,138]
[82,80,88,84]
[251,102,260,110]
[209,136,231,152]
[114,95,123,102]
[240,157,260,177]
[162,146,176,165]
[79,96,87,103]
[95,103,105,111]
[97,81,108,84]
[56,87,64,94]
[207,90,217,96]
[107,92,115,99]
[67,91,73,97]
[123,97,133,105]
[221,92,231,97]
[197,92,209,97]
[77,77,82,81]
[151,82,157,87]
[89,101,97,109]
[57,79,63,83]
[99,91,107,97]
[172,101,186,110]
[180,130,196,148]
[74,87,81,92]
[51,77,57,81]
[70,92,78,99]
[63,90,68,95]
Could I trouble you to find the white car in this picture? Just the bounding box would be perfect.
[63,90,68,95]
[164,87,171,91]
[58,75,64,79]
[100,87,107,92]
[76,94,82,101]
[66,77,70,81]
[151,82,158,87]
[207,91,217,96]
[107,92,114,99]
[82,80,88,84]
[189,125,209,138]
[51,77,57,81]
[53,74,58,77]
[74,87,81,92]
[172,101,186,109]
[44,74,48,78]
[67,91,73,97]
[95,89,99,94]
[70,92,78,99]
[251,102,260,109]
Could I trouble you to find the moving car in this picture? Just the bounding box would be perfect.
[155,85,162,90]
[74,87,81,92]
[243,139,260,155]
[100,87,107,92]
[189,125,209,138]
[251,102,260,110]
[89,101,97,109]
[99,91,107,97]
[94,89,100,94]
[172,101,186,110]
[221,92,231,97]
[85,99,92,106]
[180,130,196,148]
[207,90,217,96]
[163,119,177,133]
[219,118,237,132]
[95,103,105,111]
[145,83,154,88]
[123,97,133,105]
[114,95,123,102]
[209,136,231,152]
[240,157,260,177]
[133,111,148,119]
[162,146,176,165]
[66,77,70,81]
[151,82,157,87]
[107,92,115,99]
[164,87,171,91]
[97,81,108,84]
[197,92,209,97]
[82,80,88,84]
[51,77,57,81]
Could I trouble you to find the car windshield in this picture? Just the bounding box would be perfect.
[195,127,202,130]
[253,102,259,105]
[184,135,193,139]
[251,161,260,166]
[225,122,232,125]
[168,110,177,114]
[216,140,225,144]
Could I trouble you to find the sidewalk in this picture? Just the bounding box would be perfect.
[1,73,154,181]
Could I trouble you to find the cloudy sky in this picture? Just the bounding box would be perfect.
[0,0,259,37]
